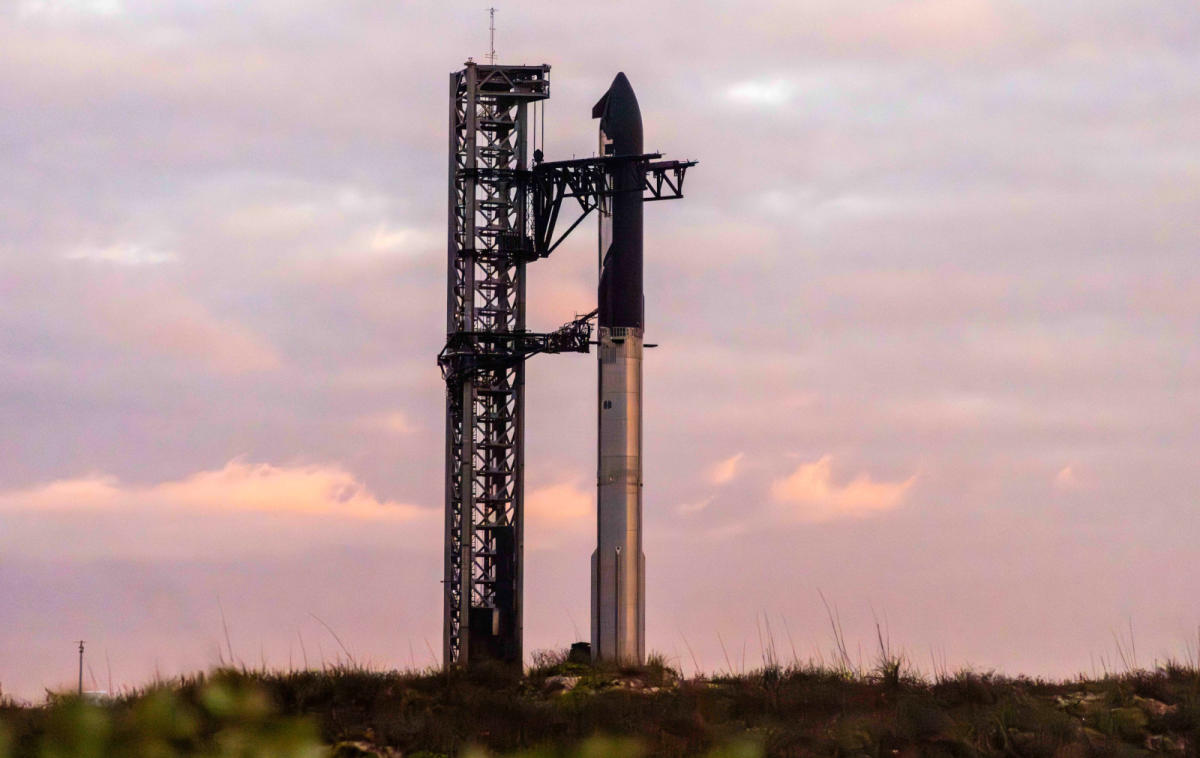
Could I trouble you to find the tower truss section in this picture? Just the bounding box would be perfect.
[442,62,550,667]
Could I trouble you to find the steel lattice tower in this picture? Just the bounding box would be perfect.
[442,62,549,666]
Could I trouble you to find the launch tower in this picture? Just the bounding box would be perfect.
[440,61,694,668]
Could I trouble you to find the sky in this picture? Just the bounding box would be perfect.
[2,0,1199,699]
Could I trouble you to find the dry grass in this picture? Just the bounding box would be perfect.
[3,656,1199,757]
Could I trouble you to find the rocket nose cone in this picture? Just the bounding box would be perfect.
[609,72,636,103]
[593,72,643,154]
[593,73,640,120]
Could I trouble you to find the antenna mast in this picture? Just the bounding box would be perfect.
[487,8,496,64]
[77,640,85,695]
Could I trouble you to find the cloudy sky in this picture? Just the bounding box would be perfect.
[2,0,1199,699]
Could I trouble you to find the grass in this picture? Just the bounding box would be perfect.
[2,656,1199,757]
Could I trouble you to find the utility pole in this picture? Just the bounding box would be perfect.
[77,640,84,695]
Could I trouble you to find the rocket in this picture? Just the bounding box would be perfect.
[591,72,646,665]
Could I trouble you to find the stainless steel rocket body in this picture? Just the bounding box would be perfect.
[592,325,645,663]
[591,73,646,665]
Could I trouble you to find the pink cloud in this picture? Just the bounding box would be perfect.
[151,461,418,518]
[707,452,745,485]
[525,479,592,550]
[1054,465,1079,490]
[356,411,418,435]
[676,496,714,517]
[0,461,431,560]
[526,480,591,526]
[770,456,916,522]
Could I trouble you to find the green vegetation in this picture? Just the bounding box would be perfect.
[2,655,1199,756]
